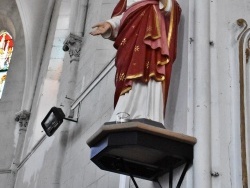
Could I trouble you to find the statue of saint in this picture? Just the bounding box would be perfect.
[90,0,181,124]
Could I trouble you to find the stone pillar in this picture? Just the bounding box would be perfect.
[70,0,89,36]
[193,0,211,187]
[10,110,30,186]
[62,33,82,117]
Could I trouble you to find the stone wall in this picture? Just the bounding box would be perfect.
[8,0,250,188]
[14,0,119,187]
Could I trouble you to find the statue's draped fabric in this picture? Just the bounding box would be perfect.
[112,0,181,113]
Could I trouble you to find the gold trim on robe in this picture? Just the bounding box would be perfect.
[112,0,182,108]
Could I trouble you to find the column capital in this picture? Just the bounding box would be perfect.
[63,33,82,63]
[15,110,30,129]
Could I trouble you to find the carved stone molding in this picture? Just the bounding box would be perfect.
[237,18,250,188]
[246,38,250,62]
[15,110,30,130]
[63,33,82,62]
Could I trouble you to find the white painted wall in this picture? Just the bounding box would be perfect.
[210,1,250,187]
[8,0,250,188]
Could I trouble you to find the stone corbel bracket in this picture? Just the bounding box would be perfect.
[14,110,30,131]
[63,33,83,63]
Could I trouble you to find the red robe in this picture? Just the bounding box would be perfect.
[112,0,181,112]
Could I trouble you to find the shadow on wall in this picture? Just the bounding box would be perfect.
[54,130,69,188]
[165,14,186,130]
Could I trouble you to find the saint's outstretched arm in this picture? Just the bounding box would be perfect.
[90,0,172,39]
[90,14,123,39]
[89,22,112,36]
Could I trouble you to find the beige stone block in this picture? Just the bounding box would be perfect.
[59,1,71,16]
[56,16,70,30]
[83,162,97,187]
[53,37,65,47]
[100,3,115,20]
[51,46,66,59]
[97,175,109,188]
[108,173,120,188]
[54,29,70,38]
[73,173,84,188]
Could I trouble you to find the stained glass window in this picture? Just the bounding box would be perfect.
[0,31,14,99]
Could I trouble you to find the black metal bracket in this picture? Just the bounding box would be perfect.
[156,179,163,188]
[177,162,190,187]
[123,160,190,188]
[130,175,139,188]
[119,158,139,188]
[168,162,190,188]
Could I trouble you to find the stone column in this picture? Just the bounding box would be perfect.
[62,33,82,117]
[10,110,30,186]
[70,0,89,36]
[193,0,211,187]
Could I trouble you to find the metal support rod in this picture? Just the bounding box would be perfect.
[120,158,139,188]
[130,175,139,188]
[169,166,173,188]
[63,117,78,123]
[156,179,163,188]
[71,56,115,110]
[176,162,190,188]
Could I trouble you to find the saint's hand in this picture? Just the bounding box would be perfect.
[90,22,112,36]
